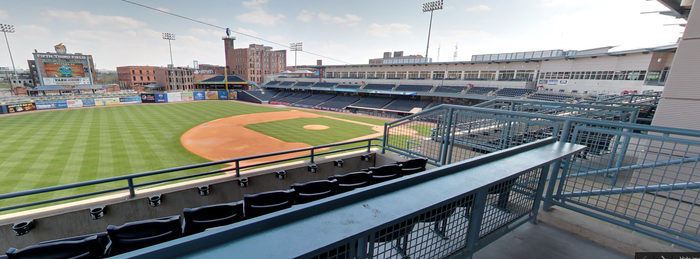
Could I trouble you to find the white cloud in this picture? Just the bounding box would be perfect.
[0,9,8,20]
[236,0,285,26]
[368,23,412,38]
[42,10,146,29]
[297,10,314,22]
[237,28,258,37]
[318,12,361,26]
[466,5,490,12]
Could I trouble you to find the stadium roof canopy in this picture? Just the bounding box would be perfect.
[656,0,692,19]
[311,44,678,69]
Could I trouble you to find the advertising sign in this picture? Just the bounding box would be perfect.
[194,92,206,100]
[332,88,357,92]
[7,104,24,113]
[181,92,194,101]
[218,91,229,100]
[228,91,237,100]
[119,97,141,104]
[66,99,83,108]
[205,91,219,100]
[155,93,168,103]
[141,94,156,103]
[547,79,559,85]
[558,79,568,85]
[22,103,37,111]
[36,101,67,110]
[167,93,182,102]
[81,99,95,107]
[94,98,120,106]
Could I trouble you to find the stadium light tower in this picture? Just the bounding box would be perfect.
[162,32,176,90]
[423,0,443,63]
[290,42,302,72]
[1,24,18,91]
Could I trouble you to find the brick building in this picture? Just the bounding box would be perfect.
[225,42,286,85]
[117,65,195,91]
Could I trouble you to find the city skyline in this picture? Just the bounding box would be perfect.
[0,0,686,71]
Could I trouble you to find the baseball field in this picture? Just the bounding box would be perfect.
[0,101,391,210]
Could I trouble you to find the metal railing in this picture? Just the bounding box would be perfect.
[0,138,382,213]
[384,103,700,250]
[115,139,583,259]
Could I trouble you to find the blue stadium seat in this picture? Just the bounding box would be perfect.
[290,179,339,204]
[465,87,498,95]
[6,234,105,259]
[243,190,295,218]
[328,171,372,193]
[106,215,182,256]
[183,201,244,235]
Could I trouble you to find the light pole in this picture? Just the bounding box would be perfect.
[162,32,176,91]
[1,24,17,94]
[290,42,302,72]
[422,0,443,63]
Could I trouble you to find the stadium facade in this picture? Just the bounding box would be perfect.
[306,45,675,95]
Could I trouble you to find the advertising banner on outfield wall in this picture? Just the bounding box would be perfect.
[141,94,156,103]
[167,93,182,102]
[205,91,218,100]
[66,100,83,108]
[182,92,194,101]
[95,98,120,106]
[218,91,229,100]
[155,93,168,103]
[0,105,7,114]
[36,100,68,110]
[229,91,237,100]
[119,97,141,104]
[193,92,205,100]
[81,99,95,107]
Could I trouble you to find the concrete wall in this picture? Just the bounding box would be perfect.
[0,152,385,250]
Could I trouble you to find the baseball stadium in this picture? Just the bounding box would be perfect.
[1,1,700,258]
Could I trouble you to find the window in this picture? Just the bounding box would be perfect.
[408,71,419,79]
[139,70,143,74]
[132,70,135,74]
[464,71,478,79]
[447,71,461,79]
[433,71,445,79]
[147,76,150,80]
[133,76,136,80]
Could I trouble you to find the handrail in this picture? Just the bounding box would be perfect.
[0,138,383,212]
[386,104,700,138]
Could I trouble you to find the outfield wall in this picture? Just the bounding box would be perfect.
[0,91,237,114]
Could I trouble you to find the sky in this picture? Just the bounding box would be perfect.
[0,0,686,71]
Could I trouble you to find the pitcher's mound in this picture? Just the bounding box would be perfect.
[303,125,329,130]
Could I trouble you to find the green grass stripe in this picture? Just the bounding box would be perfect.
[295,110,391,126]
[410,124,435,137]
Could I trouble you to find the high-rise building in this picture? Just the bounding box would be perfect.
[225,43,286,85]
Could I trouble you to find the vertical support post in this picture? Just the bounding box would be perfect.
[356,236,368,259]
[464,189,488,257]
[425,10,434,60]
[127,178,135,198]
[382,122,388,154]
[235,161,240,177]
[531,165,551,223]
[367,139,372,153]
[543,119,572,210]
[310,149,315,163]
[440,108,454,165]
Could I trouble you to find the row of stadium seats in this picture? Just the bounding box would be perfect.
[350,97,394,109]
[383,99,432,112]
[495,88,536,98]
[465,86,498,95]
[1,159,428,259]
[316,95,361,109]
[295,94,336,106]
[528,92,576,102]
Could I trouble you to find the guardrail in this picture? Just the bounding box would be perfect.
[114,139,584,259]
[384,103,700,250]
[0,138,382,213]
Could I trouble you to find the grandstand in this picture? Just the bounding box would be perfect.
[528,92,577,102]
[238,90,279,103]
[316,95,361,109]
[348,96,394,109]
[334,84,361,89]
[394,84,434,92]
[274,93,311,103]
[293,81,314,87]
[362,84,395,91]
[465,86,498,95]
[310,82,337,88]
[495,88,537,98]
[278,81,295,86]
[383,99,432,112]
[433,85,468,93]
[294,94,336,106]
[263,81,280,86]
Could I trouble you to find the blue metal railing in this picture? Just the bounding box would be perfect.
[0,138,382,213]
[384,103,700,250]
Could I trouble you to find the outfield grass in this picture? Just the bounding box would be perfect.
[296,110,391,126]
[244,117,377,146]
[0,102,287,209]
[410,124,434,137]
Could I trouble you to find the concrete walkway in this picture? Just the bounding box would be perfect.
[472,222,630,259]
